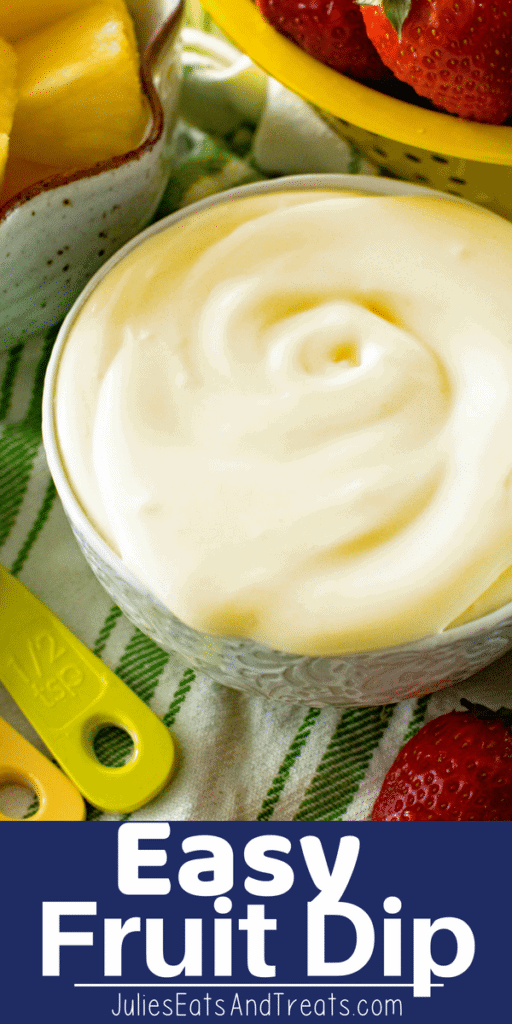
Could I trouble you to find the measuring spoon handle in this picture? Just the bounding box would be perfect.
[0,715,86,821]
[0,563,176,813]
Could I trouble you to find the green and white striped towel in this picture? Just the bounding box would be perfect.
[1,22,511,822]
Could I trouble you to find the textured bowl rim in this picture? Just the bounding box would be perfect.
[42,172,512,661]
[200,0,512,167]
[0,0,184,223]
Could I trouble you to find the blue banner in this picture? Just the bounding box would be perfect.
[1,822,508,1021]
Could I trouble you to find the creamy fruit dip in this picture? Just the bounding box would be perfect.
[54,189,512,655]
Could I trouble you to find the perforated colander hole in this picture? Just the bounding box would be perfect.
[404,152,422,162]
[449,176,467,185]
[431,154,449,163]
[372,145,388,157]
[0,781,39,819]
[93,725,135,767]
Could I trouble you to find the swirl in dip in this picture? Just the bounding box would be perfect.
[54,189,512,655]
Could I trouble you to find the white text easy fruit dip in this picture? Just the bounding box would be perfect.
[54,190,512,655]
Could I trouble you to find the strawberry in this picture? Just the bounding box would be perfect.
[256,0,391,83]
[359,0,512,124]
[372,700,512,821]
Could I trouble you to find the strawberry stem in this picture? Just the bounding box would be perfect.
[460,697,512,729]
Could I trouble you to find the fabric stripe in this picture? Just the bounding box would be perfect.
[115,629,170,703]
[20,328,57,431]
[163,667,195,729]
[0,429,42,548]
[93,604,123,658]
[257,706,323,821]
[23,793,39,819]
[93,724,134,768]
[402,693,430,744]
[0,342,24,421]
[10,477,57,576]
[0,330,56,549]
[294,704,396,821]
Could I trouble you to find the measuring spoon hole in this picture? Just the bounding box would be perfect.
[0,781,39,819]
[93,725,135,767]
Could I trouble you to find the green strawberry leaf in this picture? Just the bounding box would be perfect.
[357,0,412,40]
[382,0,411,36]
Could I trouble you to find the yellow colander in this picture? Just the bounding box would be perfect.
[200,0,512,220]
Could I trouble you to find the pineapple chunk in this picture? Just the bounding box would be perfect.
[0,36,17,188]
[0,136,9,190]
[0,0,137,45]
[10,2,148,170]
[0,154,62,207]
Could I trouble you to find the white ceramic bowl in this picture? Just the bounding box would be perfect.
[1,0,183,343]
[42,173,512,707]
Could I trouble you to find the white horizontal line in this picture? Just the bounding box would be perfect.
[74,983,443,989]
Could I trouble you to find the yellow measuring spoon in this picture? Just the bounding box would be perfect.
[0,715,86,821]
[0,563,176,814]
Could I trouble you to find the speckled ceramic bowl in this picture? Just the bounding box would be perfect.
[43,174,512,708]
[1,0,184,344]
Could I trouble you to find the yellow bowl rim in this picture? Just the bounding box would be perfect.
[201,0,512,166]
